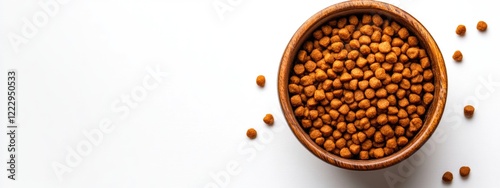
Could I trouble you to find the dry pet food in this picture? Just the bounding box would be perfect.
[477,21,487,31]
[256,75,266,87]
[263,114,274,125]
[464,105,474,118]
[247,128,257,139]
[442,171,453,182]
[288,14,435,159]
[452,50,463,62]
[456,24,466,36]
[459,166,470,177]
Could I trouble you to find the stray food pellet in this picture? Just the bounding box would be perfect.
[459,166,470,177]
[256,75,266,87]
[477,21,487,32]
[452,50,463,62]
[246,128,257,139]
[442,171,453,182]
[263,114,274,125]
[456,24,466,36]
[464,105,475,118]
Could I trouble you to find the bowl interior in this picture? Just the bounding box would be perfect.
[278,1,447,170]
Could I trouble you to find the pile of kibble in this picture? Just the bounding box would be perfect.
[287,14,435,160]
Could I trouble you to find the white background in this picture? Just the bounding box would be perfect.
[1,0,500,187]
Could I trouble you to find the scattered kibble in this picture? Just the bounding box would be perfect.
[459,166,470,177]
[452,50,463,62]
[263,114,274,125]
[464,105,474,118]
[442,171,453,182]
[246,128,257,139]
[477,21,487,32]
[456,24,466,36]
[288,14,434,160]
[256,75,266,87]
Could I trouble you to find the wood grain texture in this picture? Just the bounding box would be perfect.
[277,1,447,170]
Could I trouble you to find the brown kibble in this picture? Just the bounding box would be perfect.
[310,49,323,62]
[397,136,408,146]
[423,83,435,93]
[370,43,380,54]
[378,41,392,53]
[442,171,453,183]
[349,144,361,155]
[310,129,322,140]
[374,68,386,80]
[360,25,374,36]
[377,99,390,110]
[380,125,395,138]
[374,131,384,143]
[339,28,351,41]
[256,75,266,87]
[324,139,335,152]
[407,36,419,47]
[293,64,305,75]
[340,72,353,82]
[366,106,377,118]
[351,68,364,79]
[300,75,314,86]
[320,125,333,137]
[477,21,487,31]
[464,105,475,118]
[340,147,352,158]
[423,69,433,81]
[372,14,383,26]
[305,60,317,73]
[314,89,326,101]
[369,77,382,89]
[383,26,394,36]
[290,95,302,107]
[373,148,385,158]
[361,14,371,24]
[359,151,369,160]
[246,128,257,139]
[359,35,372,45]
[459,166,470,177]
[397,28,409,39]
[376,88,387,98]
[289,84,301,94]
[453,50,463,62]
[319,36,330,48]
[409,118,423,132]
[385,52,398,64]
[338,104,350,115]
[263,114,274,125]
[406,47,419,59]
[315,137,325,146]
[423,93,434,105]
[456,24,466,36]
[371,30,382,42]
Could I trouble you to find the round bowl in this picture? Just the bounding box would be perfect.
[277,1,447,170]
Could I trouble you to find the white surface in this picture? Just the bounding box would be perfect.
[0,0,499,187]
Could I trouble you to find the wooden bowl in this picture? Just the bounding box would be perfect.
[277,1,447,170]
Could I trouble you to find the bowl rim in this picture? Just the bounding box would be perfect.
[277,0,448,170]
